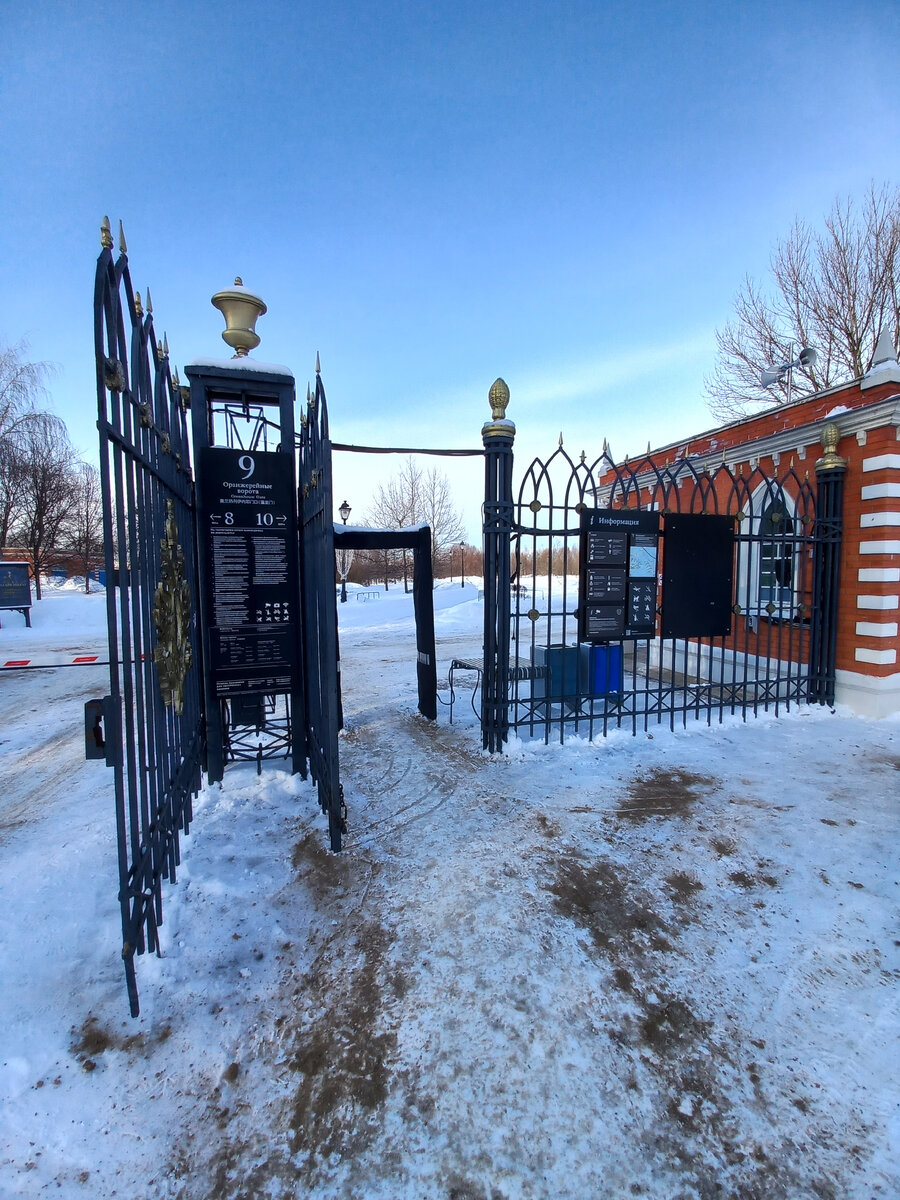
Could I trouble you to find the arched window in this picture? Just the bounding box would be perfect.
[734,485,800,620]
[758,497,795,610]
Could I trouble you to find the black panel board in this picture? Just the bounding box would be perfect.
[579,509,660,641]
[661,513,735,638]
[198,447,302,697]
[0,563,31,608]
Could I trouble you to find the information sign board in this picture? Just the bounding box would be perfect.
[0,562,31,610]
[198,448,301,698]
[579,510,660,642]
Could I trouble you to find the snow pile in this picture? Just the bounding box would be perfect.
[0,589,897,1198]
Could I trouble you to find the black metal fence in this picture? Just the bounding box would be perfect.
[298,368,344,850]
[94,221,203,1016]
[503,442,833,745]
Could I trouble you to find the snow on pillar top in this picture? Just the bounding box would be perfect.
[862,328,900,388]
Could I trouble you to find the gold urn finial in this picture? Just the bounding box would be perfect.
[488,377,510,420]
[211,277,267,357]
[816,421,847,471]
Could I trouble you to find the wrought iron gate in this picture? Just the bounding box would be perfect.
[298,365,344,850]
[503,441,836,744]
[94,221,204,1016]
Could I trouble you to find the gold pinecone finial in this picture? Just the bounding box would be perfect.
[816,421,847,471]
[488,377,510,420]
[100,215,113,250]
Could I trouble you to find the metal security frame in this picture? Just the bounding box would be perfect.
[486,440,843,747]
[94,223,204,1016]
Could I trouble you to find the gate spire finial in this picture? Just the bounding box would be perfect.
[315,351,321,376]
[134,291,143,318]
[118,220,127,254]
[100,215,113,250]
[816,421,847,471]
[488,378,509,420]
[146,288,153,315]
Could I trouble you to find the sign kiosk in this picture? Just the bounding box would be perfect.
[187,358,304,783]
[0,561,33,627]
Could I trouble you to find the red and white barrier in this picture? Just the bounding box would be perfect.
[1,652,108,670]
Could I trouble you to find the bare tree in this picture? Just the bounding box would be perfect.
[0,340,53,449]
[0,440,27,547]
[418,464,465,577]
[367,457,465,587]
[707,184,900,421]
[10,414,75,599]
[66,461,104,592]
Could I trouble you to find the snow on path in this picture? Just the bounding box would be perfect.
[0,588,898,1198]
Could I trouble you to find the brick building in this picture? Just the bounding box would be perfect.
[613,331,900,718]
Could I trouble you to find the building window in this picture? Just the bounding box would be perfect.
[758,498,796,610]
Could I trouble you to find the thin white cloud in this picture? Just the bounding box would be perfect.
[511,330,714,409]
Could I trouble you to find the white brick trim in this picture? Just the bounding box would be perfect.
[861,482,900,500]
[862,454,900,472]
[860,540,900,555]
[835,667,900,716]
[854,647,898,665]
[856,621,899,638]
[861,512,900,528]
[858,567,900,582]
[857,594,899,610]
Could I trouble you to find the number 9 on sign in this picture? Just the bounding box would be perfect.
[238,455,255,480]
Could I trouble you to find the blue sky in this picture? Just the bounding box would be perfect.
[2,0,898,538]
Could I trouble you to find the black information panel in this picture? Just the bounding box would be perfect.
[661,513,735,639]
[198,448,301,698]
[0,562,31,609]
[579,510,660,642]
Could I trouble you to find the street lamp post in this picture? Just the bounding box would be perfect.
[338,500,352,603]
[459,540,466,589]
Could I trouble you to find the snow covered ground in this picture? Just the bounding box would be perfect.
[0,582,898,1199]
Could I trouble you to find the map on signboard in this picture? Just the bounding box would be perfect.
[628,541,657,578]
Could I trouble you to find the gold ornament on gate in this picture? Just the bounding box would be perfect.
[211,276,267,357]
[152,500,193,714]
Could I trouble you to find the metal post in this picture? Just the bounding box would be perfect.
[808,422,846,705]
[339,500,351,602]
[481,379,514,752]
[460,540,466,588]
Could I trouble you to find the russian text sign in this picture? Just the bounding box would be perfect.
[198,448,301,698]
[0,563,31,609]
[579,510,660,642]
